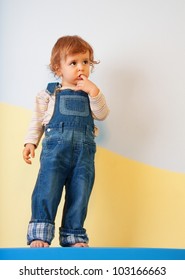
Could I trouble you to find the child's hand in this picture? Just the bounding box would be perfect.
[76,75,99,97]
[23,143,35,164]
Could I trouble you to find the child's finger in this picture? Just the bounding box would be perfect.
[24,155,32,164]
[79,74,87,80]
[31,149,35,158]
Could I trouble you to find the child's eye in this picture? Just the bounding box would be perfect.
[83,60,89,65]
[70,61,76,66]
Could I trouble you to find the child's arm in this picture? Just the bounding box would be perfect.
[76,75,109,120]
[89,92,109,120]
[23,90,49,164]
[24,91,48,147]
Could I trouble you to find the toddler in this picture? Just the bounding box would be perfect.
[23,35,109,247]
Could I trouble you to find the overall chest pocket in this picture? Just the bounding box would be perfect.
[59,95,89,117]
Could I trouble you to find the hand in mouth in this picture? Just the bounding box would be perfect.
[78,74,83,80]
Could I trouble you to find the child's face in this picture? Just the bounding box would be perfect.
[59,51,91,87]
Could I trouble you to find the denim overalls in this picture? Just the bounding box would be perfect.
[27,83,96,246]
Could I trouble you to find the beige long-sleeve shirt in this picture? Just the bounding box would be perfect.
[24,88,109,147]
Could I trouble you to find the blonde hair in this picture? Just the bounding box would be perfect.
[49,35,99,75]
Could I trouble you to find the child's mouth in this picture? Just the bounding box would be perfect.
[78,75,83,80]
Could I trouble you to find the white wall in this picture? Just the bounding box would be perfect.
[1,0,185,172]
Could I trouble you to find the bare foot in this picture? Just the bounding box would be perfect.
[71,243,89,247]
[30,240,49,248]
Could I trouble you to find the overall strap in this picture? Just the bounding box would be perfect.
[46,82,61,95]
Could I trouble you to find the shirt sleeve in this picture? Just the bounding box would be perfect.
[89,91,110,121]
[24,90,49,147]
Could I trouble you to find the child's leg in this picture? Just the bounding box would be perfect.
[27,141,70,246]
[59,143,96,247]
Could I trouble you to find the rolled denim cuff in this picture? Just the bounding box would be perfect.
[59,227,89,247]
[27,222,55,245]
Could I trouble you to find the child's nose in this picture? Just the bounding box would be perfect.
[78,63,83,70]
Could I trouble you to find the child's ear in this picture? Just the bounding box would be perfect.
[54,64,62,77]
[56,69,62,77]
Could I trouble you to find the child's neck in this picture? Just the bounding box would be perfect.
[61,85,76,91]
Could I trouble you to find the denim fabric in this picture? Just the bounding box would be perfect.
[60,228,89,247]
[60,95,89,116]
[27,87,96,246]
